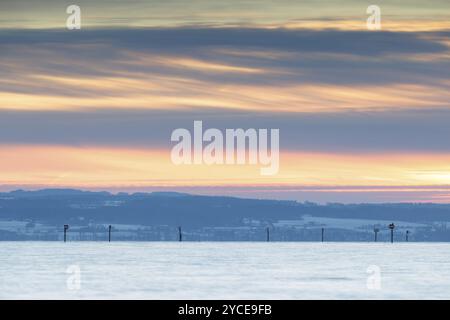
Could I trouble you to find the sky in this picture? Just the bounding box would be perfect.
[0,0,449,203]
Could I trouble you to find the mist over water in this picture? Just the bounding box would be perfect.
[1,242,449,299]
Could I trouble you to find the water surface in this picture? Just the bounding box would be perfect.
[0,242,448,299]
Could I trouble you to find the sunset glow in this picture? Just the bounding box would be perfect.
[0,0,449,203]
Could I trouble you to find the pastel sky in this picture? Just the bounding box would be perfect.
[0,0,449,203]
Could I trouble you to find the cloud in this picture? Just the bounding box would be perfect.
[0,26,449,202]
[0,28,449,114]
[0,28,449,151]
[1,28,447,55]
[1,108,450,153]
[1,0,449,30]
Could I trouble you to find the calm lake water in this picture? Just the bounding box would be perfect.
[0,242,449,299]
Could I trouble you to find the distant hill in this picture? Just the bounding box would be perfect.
[1,189,450,241]
[1,188,450,225]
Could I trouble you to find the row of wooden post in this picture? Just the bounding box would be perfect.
[63,224,182,242]
[63,224,409,243]
[268,226,407,243]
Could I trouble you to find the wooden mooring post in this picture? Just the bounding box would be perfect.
[64,224,69,242]
[389,223,395,243]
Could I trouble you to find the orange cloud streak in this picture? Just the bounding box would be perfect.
[1,145,450,189]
